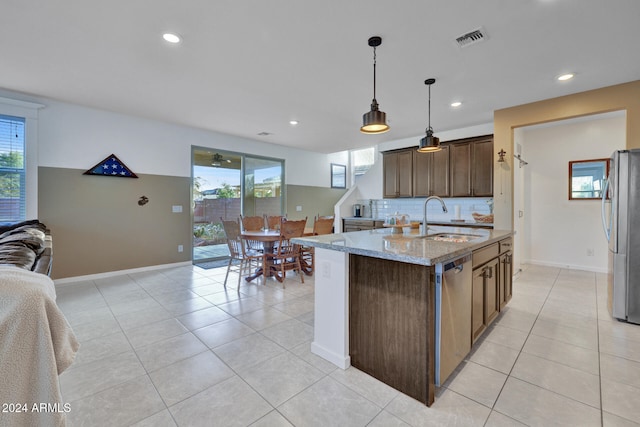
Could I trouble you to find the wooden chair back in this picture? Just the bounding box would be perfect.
[275,218,306,256]
[265,215,286,230]
[240,215,264,231]
[220,218,243,258]
[312,216,334,235]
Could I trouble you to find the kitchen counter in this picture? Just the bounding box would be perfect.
[293,225,510,265]
[293,225,514,407]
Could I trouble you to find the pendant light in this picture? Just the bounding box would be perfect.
[417,78,441,152]
[360,36,390,134]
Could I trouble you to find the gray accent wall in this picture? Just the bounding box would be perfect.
[39,167,191,279]
[286,184,346,224]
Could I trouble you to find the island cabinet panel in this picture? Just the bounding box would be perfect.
[472,267,486,342]
[471,238,511,343]
[349,255,436,406]
[499,238,513,309]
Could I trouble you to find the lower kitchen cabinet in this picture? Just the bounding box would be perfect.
[471,237,511,343]
[499,239,513,309]
[343,219,384,232]
[472,267,486,342]
[472,257,499,343]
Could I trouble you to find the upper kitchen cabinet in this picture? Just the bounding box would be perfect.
[450,135,494,197]
[414,144,450,197]
[383,149,414,198]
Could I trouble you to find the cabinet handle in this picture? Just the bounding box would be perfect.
[483,266,493,279]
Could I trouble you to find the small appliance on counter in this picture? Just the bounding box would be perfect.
[353,204,364,217]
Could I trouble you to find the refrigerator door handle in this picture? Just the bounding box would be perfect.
[602,176,611,242]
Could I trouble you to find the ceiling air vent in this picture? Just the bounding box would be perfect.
[455,27,487,48]
[257,131,272,136]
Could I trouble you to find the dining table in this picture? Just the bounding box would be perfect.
[240,229,281,282]
[240,226,315,282]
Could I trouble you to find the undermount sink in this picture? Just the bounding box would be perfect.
[425,233,482,243]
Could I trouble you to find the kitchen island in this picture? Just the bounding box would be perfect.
[292,225,513,406]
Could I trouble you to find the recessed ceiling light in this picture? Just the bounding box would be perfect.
[289,120,299,126]
[451,101,462,108]
[557,73,574,81]
[162,33,181,44]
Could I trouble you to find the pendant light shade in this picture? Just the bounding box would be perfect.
[417,78,441,152]
[361,36,389,134]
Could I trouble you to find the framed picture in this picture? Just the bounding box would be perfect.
[331,163,346,189]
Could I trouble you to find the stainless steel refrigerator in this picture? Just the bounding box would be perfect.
[602,149,640,324]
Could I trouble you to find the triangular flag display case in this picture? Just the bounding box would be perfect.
[83,154,138,178]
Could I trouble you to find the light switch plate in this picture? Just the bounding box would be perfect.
[296,205,302,212]
[172,205,183,213]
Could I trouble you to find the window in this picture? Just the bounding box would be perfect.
[0,114,26,222]
[568,158,609,200]
[352,147,375,178]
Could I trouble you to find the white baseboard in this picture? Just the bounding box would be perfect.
[54,261,193,286]
[311,341,351,370]
[523,258,607,274]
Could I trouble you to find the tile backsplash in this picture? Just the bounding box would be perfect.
[358,197,493,223]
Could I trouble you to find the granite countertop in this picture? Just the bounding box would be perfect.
[292,225,512,266]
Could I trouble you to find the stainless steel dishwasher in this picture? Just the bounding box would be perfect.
[434,253,472,386]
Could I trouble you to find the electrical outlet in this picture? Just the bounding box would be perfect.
[586,248,594,256]
[178,245,184,253]
[296,205,302,212]
[321,262,331,278]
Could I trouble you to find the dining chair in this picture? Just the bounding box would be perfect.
[220,218,263,290]
[240,215,265,252]
[300,215,334,275]
[264,214,286,230]
[263,218,306,287]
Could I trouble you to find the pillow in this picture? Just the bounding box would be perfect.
[0,229,46,254]
[0,219,43,234]
[0,243,37,270]
[0,221,47,240]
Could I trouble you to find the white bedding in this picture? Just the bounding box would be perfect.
[0,266,79,427]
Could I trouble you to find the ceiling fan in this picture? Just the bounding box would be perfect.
[211,153,232,167]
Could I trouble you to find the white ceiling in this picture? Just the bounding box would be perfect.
[1,0,638,154]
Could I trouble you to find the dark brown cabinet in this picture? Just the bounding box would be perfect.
[343,219,384,232]
[499,238,513,309]
[450,135,494,197]
[413,145,450,197]
[383,149,414,198]
[472,257,499,343]
[471,236,510,343]
[472,138,494,197]
[382,135,493,199]
[472,266,486,342]
[450,142,472,197]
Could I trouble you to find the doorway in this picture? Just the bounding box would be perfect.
[191,147,284,263]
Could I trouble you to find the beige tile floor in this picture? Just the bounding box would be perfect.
[54,263,640,426]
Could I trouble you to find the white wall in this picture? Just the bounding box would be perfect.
[520,112,625,272]
[0,89,341,187]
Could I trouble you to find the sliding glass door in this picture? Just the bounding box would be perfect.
[191,147,284,263]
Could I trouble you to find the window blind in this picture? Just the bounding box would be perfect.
[0,114,26,222]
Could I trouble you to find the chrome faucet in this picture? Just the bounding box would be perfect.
[423,196,448,233]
